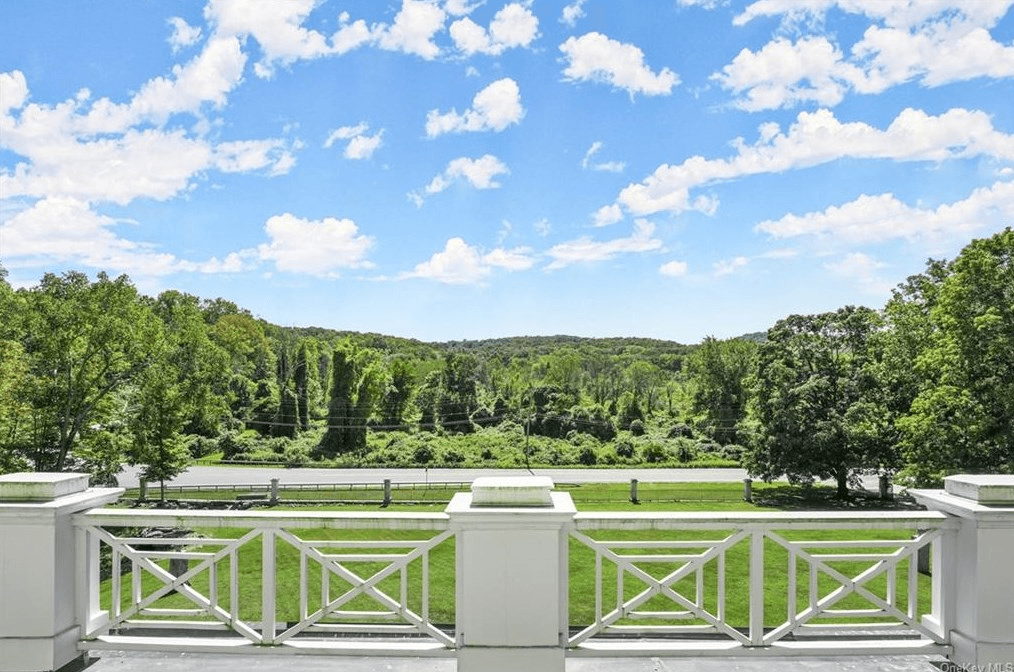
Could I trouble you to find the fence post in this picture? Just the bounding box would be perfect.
[0,473,123,672]
[269,478,279,505]
[138,479,148,502]
[743,477,753,503]
[447,477,575,672]
[383,479,392,507]
[911,475,1014,668]
[629,478,639,504]
[879,473,893,500]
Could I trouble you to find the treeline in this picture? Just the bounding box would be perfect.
[1,228,1011,496]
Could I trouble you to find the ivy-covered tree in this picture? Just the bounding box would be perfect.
[319,341,387,456]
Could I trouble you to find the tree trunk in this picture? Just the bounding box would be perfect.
[836,471,849,500]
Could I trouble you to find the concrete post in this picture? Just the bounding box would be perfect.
[383,479,392,507]
[879,473,893,500]
[629,478,639,504]
[0,473,123,672]
[743,477,753,503]
[138,479,148,502]
[911,475,1014,669]
[447,476,576,672]
[269,478,279,505]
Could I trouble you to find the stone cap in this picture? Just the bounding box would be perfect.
[945,474,1014,505]
[0,472,90,502]
[470,476,554,507]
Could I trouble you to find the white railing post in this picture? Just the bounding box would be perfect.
[912,475,1014,668]
[0,473,122,672]
[447,477,576,672]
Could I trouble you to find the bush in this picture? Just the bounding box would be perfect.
[578,446,598,466]
[629,419,645,436]
[413,443,435,465]
[643,443,669,464]
[615,441,636,459]
[667,423,693,439]
[218,432,252,460]
[442,449,464,465]
[187,435,218,458]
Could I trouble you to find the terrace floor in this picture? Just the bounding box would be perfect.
[78,651,953,672]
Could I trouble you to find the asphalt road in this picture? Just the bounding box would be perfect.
[116,465,753,488]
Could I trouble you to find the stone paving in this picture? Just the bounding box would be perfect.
[75,651,953,672]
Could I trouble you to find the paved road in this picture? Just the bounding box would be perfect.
[116,465,884,491]
[116,465,753,488]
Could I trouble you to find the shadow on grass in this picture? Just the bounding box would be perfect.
[753,484,924,511]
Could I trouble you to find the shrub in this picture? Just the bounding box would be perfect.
[442,449,465,465]
[643,443,669,464]
[187,435,218,458]
[219,432,252,460]
[413,443,435,465]
[578,446,597,466]
[615,441,636,459]
[667,423,693,439]
[629,419,645,436]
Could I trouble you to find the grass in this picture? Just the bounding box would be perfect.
[99,484,932,632]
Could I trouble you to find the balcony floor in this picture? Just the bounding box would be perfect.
[76,651,951,671]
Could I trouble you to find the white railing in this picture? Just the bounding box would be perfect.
[74,509,456,656]
[568,511,957,657]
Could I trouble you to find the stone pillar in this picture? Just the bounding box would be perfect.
[383,479,392,507]
[269,477,279,505]
[447,476,576,672]
[911,475,1014,669]
[629,478,639,504]
[0,473,123,672]
[743,477,753,503]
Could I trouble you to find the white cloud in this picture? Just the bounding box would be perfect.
[168,17,202,52]
[545,219,662,270]
[257,213,374,277]
[0,196,251,277]
[659,260,689,277]
[593,203,624,227]
[720,2,1014,110]
[450,3,539,56]
[755,180,1014,246]
[582,141,626,172]
[714,256,749,277]
[324,123,384,159]
[560,32,679,97]
[374,0,447,60]
[713,37,858,111]
[425,78,524,137]
[404,238,534,284]
[611,107,1014,217]
[825,252,891,293]
[418,154,510,200]
[215,139,296,175]
[533,218,552,236]
[561,0,588,26]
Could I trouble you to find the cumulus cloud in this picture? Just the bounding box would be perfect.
[825,252,891,294]
[755,180,1014,246]
[545,219,662,270]
[450,3,539,56]
[168,17,202,52]
[560,32,679,97]
[425,78,524,137]
[373,0,447,60]
[717,1,1014,110]
[659,260,689,277]
[257,213,374,277]
[608,106,1014,218]
[411,154,509,204]
[405,237,534,284]
[324,123,384,159]
[561,0,588,26]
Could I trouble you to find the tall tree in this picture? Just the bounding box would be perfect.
[381,356,415,429]
[20,272,161,471]
[687,337,757,444]
[438,352,480,433]
[747,306,891,499]
[319,341,386,456]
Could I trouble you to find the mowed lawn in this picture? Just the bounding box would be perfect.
[100,482,933,631]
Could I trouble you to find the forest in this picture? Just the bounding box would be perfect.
[1,228,1012,498]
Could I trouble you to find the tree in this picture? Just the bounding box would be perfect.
[437,353,480,433]
[747,306,891,499]
[319,341,387,456]
[893,229,1014,483]
[20,272,162,471]
[381,356,415,429]
[687,337,757,444]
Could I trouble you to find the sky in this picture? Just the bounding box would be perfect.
[2,1,1014,343]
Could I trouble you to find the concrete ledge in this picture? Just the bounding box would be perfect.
[945,475,1014,505]
[470,476,554,507]
[0,473,89,502]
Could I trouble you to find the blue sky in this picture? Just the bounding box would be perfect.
[2,1,1013,343]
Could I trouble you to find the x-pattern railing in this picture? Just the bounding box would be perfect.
[570,511,956,653]
[74,509,454,652]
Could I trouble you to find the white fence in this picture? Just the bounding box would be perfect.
[3,473,1014,672]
